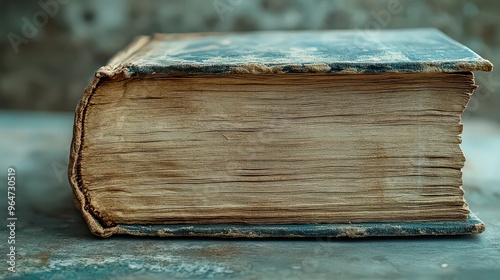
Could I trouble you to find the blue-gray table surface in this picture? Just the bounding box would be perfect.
[0,111,499,279]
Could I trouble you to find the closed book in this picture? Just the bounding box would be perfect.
[69,29,492,238]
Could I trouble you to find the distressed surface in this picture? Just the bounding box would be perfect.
[116,29,493,75]
[1,111,499,279]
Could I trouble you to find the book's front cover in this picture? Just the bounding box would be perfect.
[120,28,492,75]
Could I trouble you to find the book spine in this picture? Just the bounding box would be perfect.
[68,35,151,237]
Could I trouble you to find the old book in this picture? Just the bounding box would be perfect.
[69,29,492,238]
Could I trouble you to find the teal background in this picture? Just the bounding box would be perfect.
[1,0,499,121]
[1,1,499,279]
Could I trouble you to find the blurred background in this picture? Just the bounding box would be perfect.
[1,1,500,278]
[1,0,499,219]
[1,0,499,120]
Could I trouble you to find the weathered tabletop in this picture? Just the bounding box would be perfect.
[0,111,499,279]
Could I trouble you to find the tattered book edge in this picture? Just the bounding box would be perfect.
[68,36,152,238]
